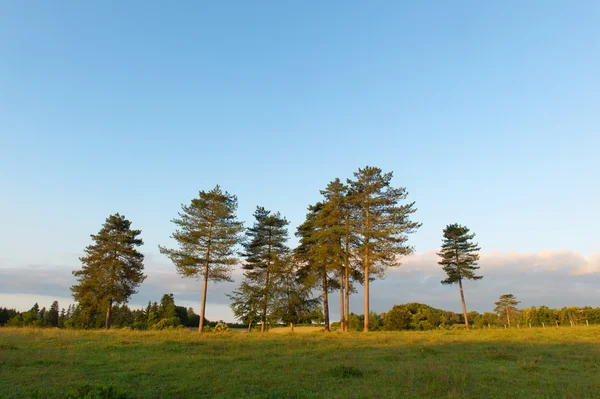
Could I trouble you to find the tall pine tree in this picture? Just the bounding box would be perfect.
[348,166,421,331]
[72,213,145,329]
[242,206,290,332]
[295,202,338,331]
[159,186,244,332]
[438,223,482,331]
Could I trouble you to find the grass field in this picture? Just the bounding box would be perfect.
[1,327,599,398]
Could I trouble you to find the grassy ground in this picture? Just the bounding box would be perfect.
[1,327,599,398]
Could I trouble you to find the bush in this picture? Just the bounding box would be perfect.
[214,323,229,333]
[151,317,180,330]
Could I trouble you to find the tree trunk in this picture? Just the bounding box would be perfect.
[199,223,212,333]
[105,299,113,329]
[344,224,350,332]
[339,269,345,331]
[363,211,370,332]
[458,278,469,331]
[262,249,271,333]
[247,320,252,332]
[199,265,209,333]
[322,269,330,331]
[364,247,369,332]
[506,306,511,328]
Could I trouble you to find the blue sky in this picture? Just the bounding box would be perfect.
[1,2,598,318]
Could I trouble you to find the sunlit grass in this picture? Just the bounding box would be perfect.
[1,326,599,398]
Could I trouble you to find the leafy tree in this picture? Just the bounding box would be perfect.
[46,301,60,327]
[71,213,145,329]
[159,186,244,333]
[383,305,412,330]
[494,294,520,327]
[242,207,290,332]
[438,223,482,331]
[348,166,421,331]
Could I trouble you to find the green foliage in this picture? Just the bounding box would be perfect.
[494,294,520,327]
[348,313,364,331]
[71,213,145,329]
[159,186,244,331]
[151,317,181,330]
[348,166,421,330]
[438,224,482,284]
[159,186,243,283]
[383,306,412,330]
[214,323,229,333]
[239,206,291,330]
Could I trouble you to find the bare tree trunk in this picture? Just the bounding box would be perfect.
[363,211,370,332]
[364,248,369,332]
[199,266,209,333]
[344,225,350,332]
[262,241,272,333]
[339,270,345,331]
[105,299,112,329]
[247,320,252,332]
[458,278,470,331]
[262,268,270,333]
[344,266,350,332]
[322,270,330,331]
[199,223,212,333]
[506,307,511,328]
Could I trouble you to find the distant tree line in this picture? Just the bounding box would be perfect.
[0,294,245,330]
[3,298,600,330]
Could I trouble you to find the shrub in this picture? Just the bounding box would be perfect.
[214,323,229,333]
[151,317,180,330]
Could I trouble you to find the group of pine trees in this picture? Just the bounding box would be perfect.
[67,166,423,332]
[158,166,421,332]
[7,164,589,332]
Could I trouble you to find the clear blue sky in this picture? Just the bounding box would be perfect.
[1,2,599,313]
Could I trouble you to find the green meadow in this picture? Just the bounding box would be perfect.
[1,327,599,398]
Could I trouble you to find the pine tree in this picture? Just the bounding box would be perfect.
[47,301,60,327]
[295,202,340,331]
[319,178,359,332]
[438,223,482,331]
[348,166,421,331]
[159,293,177,320]
[228,281,264,332]
[72,213,145,329]
[159,186,244,333]
[494,294,520,327]
[242,206,290,332]
[271,255,321,328]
